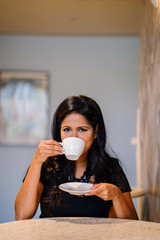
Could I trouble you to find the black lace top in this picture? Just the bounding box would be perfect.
[39,158,131,218]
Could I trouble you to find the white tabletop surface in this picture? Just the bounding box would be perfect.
[0,217,160,240]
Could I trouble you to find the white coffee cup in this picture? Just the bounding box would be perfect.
[61,137,85,160]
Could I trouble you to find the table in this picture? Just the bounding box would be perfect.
[0,217,160,240]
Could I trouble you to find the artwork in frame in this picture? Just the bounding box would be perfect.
[0,71,49,146]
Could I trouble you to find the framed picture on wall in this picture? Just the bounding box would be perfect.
[0,71,49,146]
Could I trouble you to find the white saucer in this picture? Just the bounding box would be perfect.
[59,182,93,195]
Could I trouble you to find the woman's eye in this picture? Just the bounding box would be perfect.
[63,128,71,132]
[79,128,87,132]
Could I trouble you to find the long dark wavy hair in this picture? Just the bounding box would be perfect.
[41,95,117,216]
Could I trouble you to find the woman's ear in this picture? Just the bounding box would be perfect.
[94,125,98,139]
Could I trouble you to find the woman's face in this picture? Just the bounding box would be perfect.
[60,113,97,159]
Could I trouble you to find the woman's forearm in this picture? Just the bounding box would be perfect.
[112,191,138,220]
[15,158,43,220]
[15,140,62,220]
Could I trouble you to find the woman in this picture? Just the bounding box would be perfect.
[15,95,138,220]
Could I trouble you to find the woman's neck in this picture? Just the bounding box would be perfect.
[74,159,87,179]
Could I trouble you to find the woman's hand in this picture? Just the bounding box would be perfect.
[86,183,121,201]
[33,140,63,165]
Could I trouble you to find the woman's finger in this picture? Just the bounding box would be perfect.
[85,185,103,196]
[90,184,100,190]
[40,140,61,147]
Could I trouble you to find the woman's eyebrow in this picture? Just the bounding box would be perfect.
[61,125,89,128]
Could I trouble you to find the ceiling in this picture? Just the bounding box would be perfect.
[0,0,143,36]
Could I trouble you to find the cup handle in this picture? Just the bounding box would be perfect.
[59,142,65,154]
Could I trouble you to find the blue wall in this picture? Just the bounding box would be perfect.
[0,35,139,223]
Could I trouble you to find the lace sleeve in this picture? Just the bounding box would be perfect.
[111,159,132,193]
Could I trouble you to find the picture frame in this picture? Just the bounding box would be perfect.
[0,71,49,146]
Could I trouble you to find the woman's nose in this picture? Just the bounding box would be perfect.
[70,130,78,138]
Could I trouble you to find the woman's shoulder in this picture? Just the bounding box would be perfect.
[109,156,120,168]
[109,156,125,176]
[109,157,131,193]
